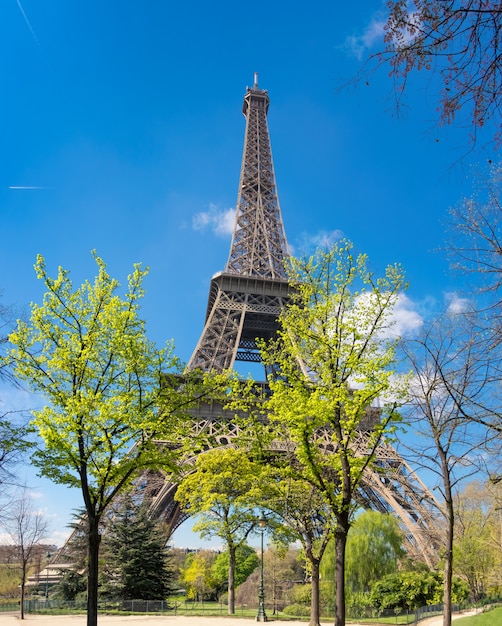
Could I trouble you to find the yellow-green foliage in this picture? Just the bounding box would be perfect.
[0,563,22,597]
[262,240,408,513]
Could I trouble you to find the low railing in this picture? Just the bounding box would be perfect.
[6,597,487,623]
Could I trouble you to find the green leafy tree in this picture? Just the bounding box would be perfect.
[370,570,469,611]
[180,550,217,601]
[8,253,209,626]
[54,569,87,603]
[319,511,404,614]
[345,510,404,594]
[52,509,88,602]
[100,496,174,600]
[258,241,407,626]
[169,547,192,588]
[175,448,261,614]
[211,544,259,597]
[454,480,502,600]
[259,469,334,626]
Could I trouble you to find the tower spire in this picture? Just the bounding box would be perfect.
[226,76,289,279]
[187,78,291,374]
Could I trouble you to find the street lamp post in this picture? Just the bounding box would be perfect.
[256,516,268,622]
[45,552,51,600]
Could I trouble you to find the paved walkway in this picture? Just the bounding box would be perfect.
[0,615,314,625]
[0,609,478,625]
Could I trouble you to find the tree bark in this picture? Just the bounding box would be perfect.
[228,545,236,614]
[309,558,321,626]
[87,515,101,626]
[334,512,349,626]
[441,448,454,626]
[20,578,25,620]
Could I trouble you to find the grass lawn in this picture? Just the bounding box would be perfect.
[455,607,502,626]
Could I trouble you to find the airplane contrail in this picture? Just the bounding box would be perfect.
[16,0,39,45]
[9,186,50,190]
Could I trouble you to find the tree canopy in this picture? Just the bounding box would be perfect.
[8,252,209,626]
[175,447,262,614]
[211,544,259,596]
[454,480,502,600]
[378,1,502,146]
[257,241,407,626]
[370,569,469,611]
[344,510,404,594]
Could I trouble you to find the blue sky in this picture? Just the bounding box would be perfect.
[0,1,496,548]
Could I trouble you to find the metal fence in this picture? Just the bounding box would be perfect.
[22,599,174,614]
[4,597,480,623]
[21,598,241,616]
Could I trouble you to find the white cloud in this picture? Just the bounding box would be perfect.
[296,229,344,255]
[349,291,423,340]
[192,204,235,237]
[8,186,50,190]
[390,293,424,337]
[444,292,471,315]
[343,3,425,61]
[344,16,386,60]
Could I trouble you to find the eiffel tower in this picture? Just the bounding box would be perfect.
[145,75,442,567]
[54,76,442,569]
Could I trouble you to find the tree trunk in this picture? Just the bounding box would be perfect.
[87,514,101,626]
[228,544,236,614]
[20,578,25,619]
[443,461,454,626]
[444,541,453,626]
[20,551,27,619]
[334,513,349,626]
[309,558,321,626]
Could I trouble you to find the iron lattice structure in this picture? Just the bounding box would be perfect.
[144,410,443,567]
[187,74,291,373]
[146,76,443,567]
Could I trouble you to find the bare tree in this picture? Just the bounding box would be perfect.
[401,311,494,626]
[3,486,50,619]
[0,296,31,512]
[448,164,502,339]
[443,165,502,455]
[375,1,502,147]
